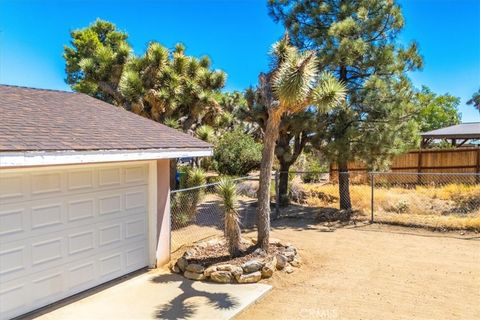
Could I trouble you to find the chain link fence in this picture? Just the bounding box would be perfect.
[170,170,480,252]
[170,175,261,252]
[370,172,480,230]
[286,171,480,230]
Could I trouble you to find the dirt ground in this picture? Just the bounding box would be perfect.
[237,220,480,320]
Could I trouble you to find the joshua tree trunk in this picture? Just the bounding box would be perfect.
[278,161,291,207]
[338,160,352,210]
[257,110,282,250]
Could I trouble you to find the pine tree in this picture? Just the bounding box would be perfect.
[269,0,423,210]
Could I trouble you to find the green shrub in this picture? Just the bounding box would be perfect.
[214,129,262,176]
[172,167,207,227]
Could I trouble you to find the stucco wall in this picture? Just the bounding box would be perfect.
[155,159,171,266]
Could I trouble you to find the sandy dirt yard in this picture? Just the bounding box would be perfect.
[237,221,480,320]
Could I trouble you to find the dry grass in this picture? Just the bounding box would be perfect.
[297,183,480,231]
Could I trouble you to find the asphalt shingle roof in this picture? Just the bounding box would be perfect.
[0,85,211,152]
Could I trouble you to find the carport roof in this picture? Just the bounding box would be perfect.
[421,122,480,139]
[0,85,211,152]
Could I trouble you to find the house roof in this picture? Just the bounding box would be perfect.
[0,85,211,152]
[421,122,480,139]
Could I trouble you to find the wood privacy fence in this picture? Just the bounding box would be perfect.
[330,148,480,184]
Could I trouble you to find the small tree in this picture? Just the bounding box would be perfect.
[217,178,241,257]
[214,129,262,176]
[415,86,460,132]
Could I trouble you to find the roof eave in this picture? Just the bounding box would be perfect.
[0,147,213,168]
[420,134,480,139]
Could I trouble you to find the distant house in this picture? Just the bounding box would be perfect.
[0,85,212,319]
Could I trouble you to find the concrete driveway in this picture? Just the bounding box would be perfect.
[26,269,271,320]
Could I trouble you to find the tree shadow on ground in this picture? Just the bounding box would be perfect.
[150,273,239,320]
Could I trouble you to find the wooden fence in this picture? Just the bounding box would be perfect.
[330,148,480,184]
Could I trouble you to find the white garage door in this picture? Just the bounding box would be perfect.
[0,162,150,319]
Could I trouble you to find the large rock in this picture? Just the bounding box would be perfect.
[290,257,301,267]
[285,266,294,274]
[184,270,206,280]
[269,238,283,246]
[236,271,262,283]
[261,257,276,279]
[216,264,243,277]
[177,257,188,272]
[242,260,263,273]
[276,254,288,270]
[283,251,296,262]
[253,248,267,257]
[170,263,180,274]
[204,265,218,277]
[284,246,297,254]
[216,264,236,271]
[210,271,233,283]
[186,264,205,274]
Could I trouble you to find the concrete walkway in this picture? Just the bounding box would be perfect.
[29,270,272,320]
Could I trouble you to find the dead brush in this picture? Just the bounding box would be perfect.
[299,182,480,231]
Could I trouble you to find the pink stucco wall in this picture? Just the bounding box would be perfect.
[155,159,171,266]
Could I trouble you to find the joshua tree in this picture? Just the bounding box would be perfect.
[252,34,346,250]
[217,178,241,257]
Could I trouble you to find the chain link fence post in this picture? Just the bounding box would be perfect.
[370,172,375,223]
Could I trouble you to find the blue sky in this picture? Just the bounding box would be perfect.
[0,0,479,122]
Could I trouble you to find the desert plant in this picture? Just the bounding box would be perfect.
[196,125,215,143]
[164,117,180,129]
[172,167,207,226]
[217,177,242,257]
[250,34,346,249]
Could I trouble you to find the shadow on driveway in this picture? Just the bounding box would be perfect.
[150,273,239,319]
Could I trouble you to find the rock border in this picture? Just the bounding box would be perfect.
[171,238,301,284]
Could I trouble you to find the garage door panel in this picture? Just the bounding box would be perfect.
[124,165,148,184]
[67,260,97,289]
[98,167,122,187]
[67,169,95,191]
[31,172,64,197]
[0,245,26,277]
[0,283,27,317]
[0,173,28,202]
[31,202,64,230]
[99,222,123,247]
[0,163,150,319]
[0,207,25,237]
[67,197,96,222]
[125,217,147,240]
[98,193,123,216]
[68,230,96,256]
[125,244,147,271]
[32,237,64,267]
[0,187,146,246]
